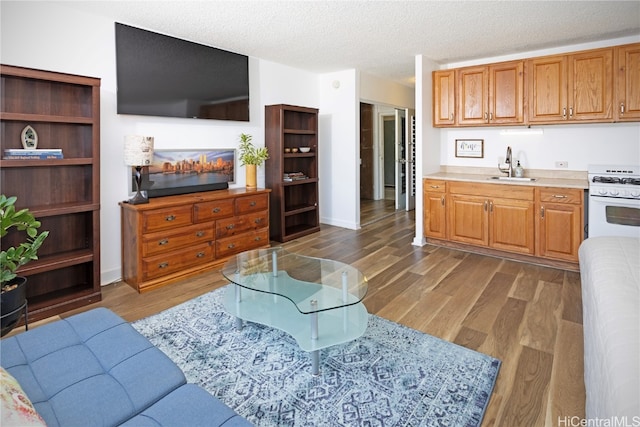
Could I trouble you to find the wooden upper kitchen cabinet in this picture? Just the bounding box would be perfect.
[449,60,525,126]
[615,43,640,121]
[528,48,613,123]
[432,70,456,126]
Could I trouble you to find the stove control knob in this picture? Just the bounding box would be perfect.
[610,189,619,196]
[631,190,640,198]
[598,188,608,195]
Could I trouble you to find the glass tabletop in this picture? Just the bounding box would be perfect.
[221,247,368,314]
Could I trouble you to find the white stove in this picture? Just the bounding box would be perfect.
[588,164,640,238]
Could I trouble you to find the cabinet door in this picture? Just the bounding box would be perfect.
[568,48,613,121]
[458,66,488,125]
[448,194,488,245]
[424,192,446,238]
[616,43,640,121]
[537,203,582,261]
[489,198,535,254]
[527,55,568,122]
[489,61,524,124]
[433,70,456,126]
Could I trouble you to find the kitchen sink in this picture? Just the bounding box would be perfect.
[488,176,537,182]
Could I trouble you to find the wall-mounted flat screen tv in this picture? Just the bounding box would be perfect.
[131,149,236,198]
[115,23,249,121]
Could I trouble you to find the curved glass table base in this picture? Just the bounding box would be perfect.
[222,248,369,375]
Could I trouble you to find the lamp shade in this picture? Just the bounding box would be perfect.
[123,135,154,166]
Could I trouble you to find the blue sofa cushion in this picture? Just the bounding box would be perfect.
[1,308,187,427]
[120,384,252,427]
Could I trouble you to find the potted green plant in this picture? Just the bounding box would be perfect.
[1,195,49,334]
[238,133,269,189]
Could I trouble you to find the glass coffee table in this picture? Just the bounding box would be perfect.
[221,247,369,375]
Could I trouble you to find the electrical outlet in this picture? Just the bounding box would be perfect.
[555,161,568,168]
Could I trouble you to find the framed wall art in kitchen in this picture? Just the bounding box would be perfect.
[455,139,484,158]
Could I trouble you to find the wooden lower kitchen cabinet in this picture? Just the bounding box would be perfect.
[423,179,585,270]
[423,179,447,238]
[120,189,270,292]
[447,182,535,254]
[535,187,584,262]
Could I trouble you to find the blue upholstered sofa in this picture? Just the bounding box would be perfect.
[0,307,251,426]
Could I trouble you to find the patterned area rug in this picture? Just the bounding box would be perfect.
[132,286,500,426]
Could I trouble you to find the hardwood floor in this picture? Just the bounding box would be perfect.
[360,197,396,225]
[25,209,585,426]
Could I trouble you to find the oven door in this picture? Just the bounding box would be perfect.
[588,195,640,238]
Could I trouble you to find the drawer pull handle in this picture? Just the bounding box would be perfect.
[227,243,235,249]
[165,215,176,221]
[430,185,440,189]
[159,262,169,269]
[255,218,263,224]
[540,207,545,218]
[226,224,235,230]
[196,231,205,237]
[441,196,445,206]
[158,239,169,246]
[484,201,488,211]
[250,201,256,206]
[196,252,205,258]
[552,195,567,199]
[212,207,221,213]
[255,236,261,241]
[620,103,625,115]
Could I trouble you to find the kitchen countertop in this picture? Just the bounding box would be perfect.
[424,166,589,190]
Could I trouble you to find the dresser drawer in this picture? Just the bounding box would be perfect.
[143,206,193,232]
[143,242,214,280]
[193,199,234,222]
[142,222,214,257]
[216,229,269,258]
[537,187,583,204]
[216,210,268,238]
[235,193,269,214]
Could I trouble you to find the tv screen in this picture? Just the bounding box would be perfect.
[115,23,249,121]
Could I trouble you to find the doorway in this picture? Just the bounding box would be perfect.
[359,102,415,226]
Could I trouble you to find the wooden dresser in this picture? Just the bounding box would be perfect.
[120,189,270,292]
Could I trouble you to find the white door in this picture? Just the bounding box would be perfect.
[395,108,415,211]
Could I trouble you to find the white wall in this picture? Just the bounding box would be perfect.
[0,1,319,285]
[360,72,414,109]
[414,55,440,246]
[318,70,360,229]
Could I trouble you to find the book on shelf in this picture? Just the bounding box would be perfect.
[283,172,308,182]
[3,148,64,160]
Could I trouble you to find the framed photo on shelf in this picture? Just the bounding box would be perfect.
[455,139,484,158]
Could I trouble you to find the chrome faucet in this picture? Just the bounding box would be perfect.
[498,146,513,177]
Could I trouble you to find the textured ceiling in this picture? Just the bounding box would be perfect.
[66,0,640,87]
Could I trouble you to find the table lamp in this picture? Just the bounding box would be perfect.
[124,135,154,204]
